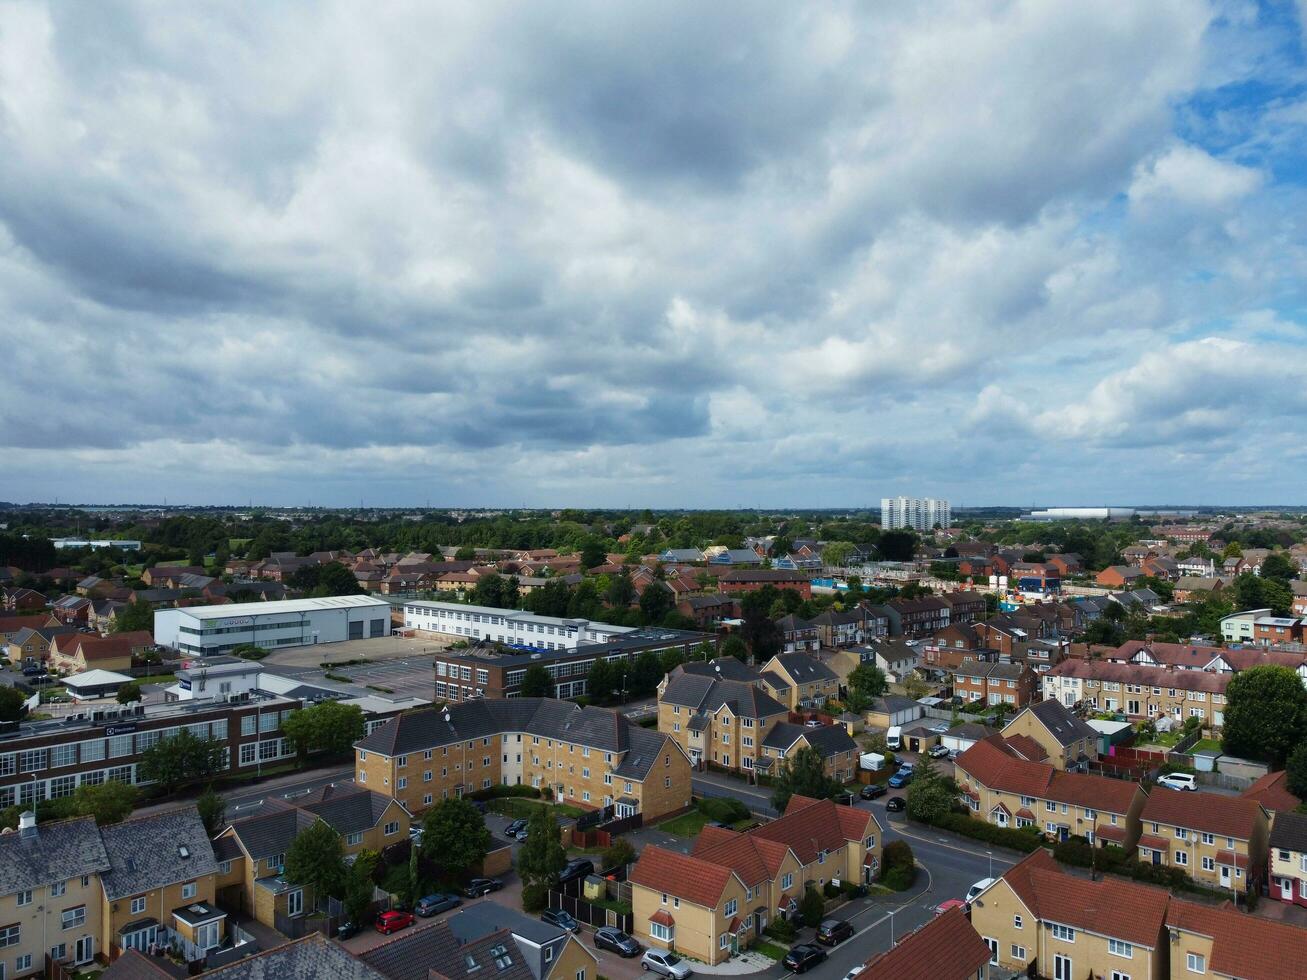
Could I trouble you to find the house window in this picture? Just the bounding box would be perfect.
[1186,953,1205,973]
[347,832,363,846]
[725,899,737,917]
[782,873,793,890]
[1108,939,1133,958]
[1011,945,1026,961]
[1050,924,1075,942]
[1013,915,1022,929]
[385,821,400,835]
[50,881,66,898]
[1175,851,1188,866]
[720,934,730,950]
[1202,856,1214,872]
[17,891,31,907]
[0,925,18,948]
[651,922,673,942]
[182,881,197,900]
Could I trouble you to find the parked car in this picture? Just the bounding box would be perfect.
[965,878,996,905]
[504,818,528,837]
[540,908,581,933]
[515,827,531,841]
[415,893,462,917]
[1157,773,1198,792]
[464,878,503,898]
[928,744,951,758]
[335,920,361,940]
[860,783,886,800]
[816,919,854,946]
[886,796,906,812]
[594,927,641,956]
[557,858,594,885]
[930,722,949,734]
[641,950,692,978]
[375,910,415,934]
[804,719,823,728]
[782,944,828,973]
[933,899,966,916]
[888,769,913,788]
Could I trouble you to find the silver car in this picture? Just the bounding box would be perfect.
[642,950,692,979]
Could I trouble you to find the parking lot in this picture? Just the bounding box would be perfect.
[329,658,438,701]
[261,632,452,668]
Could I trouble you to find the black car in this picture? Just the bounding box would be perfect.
[557,858,594,885]
[816,918,854,946]
[415,893,462,917]
[540,908,581,933]
[782,944,827,973]
[594,926,641,956]
[335,920,361,940]
[886,796,906,812]
[464,878,503,898]
[860,783,886,801]
[505,818,528,837]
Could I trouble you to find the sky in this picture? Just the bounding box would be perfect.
[3,1,1307,509]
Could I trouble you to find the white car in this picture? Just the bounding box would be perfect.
[642,950,692,979]
[841,968,864,980]
[965,877,995,905]
[1156,773,1197,792]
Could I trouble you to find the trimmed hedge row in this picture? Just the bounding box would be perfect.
[698,796,751,823]
[924,812,1045,853]
[469,784,543,802]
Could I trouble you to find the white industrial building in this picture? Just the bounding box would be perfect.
[881,496,951,532]
[402,600,634,650]
[154,595,393,656]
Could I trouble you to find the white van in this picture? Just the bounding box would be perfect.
[965,878,995,905]
[886,726,902,751]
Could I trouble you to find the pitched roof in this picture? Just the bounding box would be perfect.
[770,653,839,684]
[100,807,218,900]
[677,657,760,683]
[1241,770,1302,814]
[296,783,397,835]
[1167,898,1307,980]
[99,950,172,979]
[629,846,737,908]
[1046,657,1231,695]
[659,673,788,720]
[1018,699,1097,746]
[208,934,387,980]
[956,736,1138,814]
[750,796,876,865]
[761,722,856,758]
[227,801,317,860]
[857,906,990,980]
[0,815,109,895]
[1140,789,1263,840]
[1269,810,1307,853]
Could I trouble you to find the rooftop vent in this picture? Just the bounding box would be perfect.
[179,845,191,859]
[18,811,36,840]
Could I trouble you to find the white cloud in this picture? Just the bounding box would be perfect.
[1128,143,1263,209]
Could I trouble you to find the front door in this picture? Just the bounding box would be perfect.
[1152,850,1161,866]
[1054,953,1073,980]
[74,937,93,964]
[287,888,304,917]
[983,938,998,965]
[1220,865,1231,888]
[1282,877,1294,901]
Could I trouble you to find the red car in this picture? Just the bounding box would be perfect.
[375,910,415,934]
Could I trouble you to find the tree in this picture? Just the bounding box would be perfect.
[905,757,956,824]
[605,573,635,608]
[197,786,227,836]
[602,837,636,871]
[421,797,492,877]
[73,779,138,825]
[1260,552,1298,585]
[115,680,143,704]
[282,700,367,762]
[1223,542,1244,559]
[771,745,842,811]
[312,561,365,597]
[344,849,380,925]
[587,658,615,703]
[519,664,553,698]
[580,541,607,570]
[455,546,477,561]
[0,686,25,722]
[138,730,227,794]
[900,674,930,701]
[517,806,566,911]
[638,582,675,625]
[721,635,748,662]
[821,541,856,568]
[877,531,917,562]
[1223,665,1307,767]
[848,663,887,701]
[285,820,346,906]
[1287,743,1307,800]
[799,884,825,927]
[113,600,154,634]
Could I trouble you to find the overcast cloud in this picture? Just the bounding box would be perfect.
[3,0,1307,507]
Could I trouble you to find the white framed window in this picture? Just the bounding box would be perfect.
[1186,952,1205,972]
[1175,851,1188,866]
[724,899,737,917]
[1050,923,1075,942]
[181,881,197,900]
[651,922,673,942]
[1108,939,1133,958]
[1011,945,1026,961]
[1013,915,1022,929]
[130,897,147,915]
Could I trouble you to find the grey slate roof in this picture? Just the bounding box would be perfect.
[761,722,856,758]
[226,804,317,862]
[212,835,244,862]
[679,658,760,683]
[1270,811,1307,853]
[610,726,677,780]
[208,934,387,980]
[661,673,788,719]
[101,807,218,900]
[0,815,109,896]
[296,783,396,835]
[772,653,839,684]
[1022,699,1097,747]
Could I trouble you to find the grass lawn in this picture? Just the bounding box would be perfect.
[750,941,788,961]
[659,811,709,836]
[489,798,586,820]
[1192,738,1223,753]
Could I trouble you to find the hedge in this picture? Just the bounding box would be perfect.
[924,812,1045,853]
[879,839,917,891]
[1053,837,1227,895]
[469,784,542,802]
[698,796,751,823]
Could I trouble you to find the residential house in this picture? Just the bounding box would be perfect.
[360,902,598,980]
[1177,556,1217,578]
[969,848,1171,980]
[105,933,388,980]
[3,588,47,612]
[1172,577,1226,603]
[708,549,765,567]
[629,796,881,965]
[1241,770,1301,830]
[758,654,840,710]
[1267,810,1307,908]
[658,663,788,774]
[951,659,1037,709]
[99,807,225,960]
[1000,700,1098,771]
[856,906,992,980]
[805,609,863,647]
[0,614,57,643]
[955,736,1144,846]
[759,723,858,782]
[1165,896,1307,980]
[678,594,738,628]
[1137,790,1268,893]
[0,812,110,974]
[1141,555,1180,580]
[1097,565,1145,588]
[141,566,207,587]
[939,590,987,624]
[48,631,154,675]
[774,615,820,654]
[5,624,78,667]
[1045,553,1084,577]
[718,569,811,597]
[858,639,921,684]
[884,596,950,637]
[659,549,705,564]
[972,619,1032,656]
[1042,659,1229,729]
[51,595,92,625]
[88,599,126,632]
[356,698,692,821]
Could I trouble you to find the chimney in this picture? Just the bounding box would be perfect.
[18,811,36,840]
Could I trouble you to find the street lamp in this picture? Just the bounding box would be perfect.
[987,850,993,879]
[888,907,896,945]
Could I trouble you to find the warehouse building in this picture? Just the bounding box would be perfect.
[154,595,393,655]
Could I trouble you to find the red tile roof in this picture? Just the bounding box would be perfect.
[629,847,736,909]
[649,910,675,927]
[1002,733,1048,762]
[749,796,876,865]
[1141,789,1264,840]
[1046,656,1230,694]
[857,907,990,980]
[1215,849,1249,869]
[1241,770,1302,814]
[1167,898,1307,980]
[956,736,1139,814]
[1000,849,1170,947]
[1138,834,1171,851]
